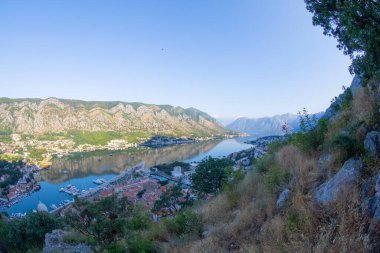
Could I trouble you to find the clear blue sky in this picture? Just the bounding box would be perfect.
[0,0,352,118]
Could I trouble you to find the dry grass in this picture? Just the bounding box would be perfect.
[157,142,374,253]
[352,86,377,126]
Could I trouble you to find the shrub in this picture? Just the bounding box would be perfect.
[0,212,61,252]
[128,237,158,253]
[190,157,233,194]
[166,210,202,236]
[285,212,300,232]
[291,111,329,153]
[265,166,291,191]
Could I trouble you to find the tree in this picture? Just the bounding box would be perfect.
[0,212,60,252]
[305,0,380,78]
[153,184,183,213]
[65,196,130,248]
[190,157,233,194]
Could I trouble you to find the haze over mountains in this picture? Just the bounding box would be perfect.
[226,113,323,137]
[0,97,227,137]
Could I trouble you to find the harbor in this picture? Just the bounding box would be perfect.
[3,138,253,215]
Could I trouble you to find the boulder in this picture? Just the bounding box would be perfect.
[314,158,363,204]
[364,131,380,156]
[362,172,380,220]
[43,230,92,253]
[276,188,290,211]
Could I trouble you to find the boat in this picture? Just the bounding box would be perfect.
[93,178,106,185]
[50,204,57,210]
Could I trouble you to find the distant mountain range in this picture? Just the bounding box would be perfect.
[226,113,323,137]
[0,97,227,137]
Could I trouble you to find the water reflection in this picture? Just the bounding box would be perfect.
[42,139,221,184]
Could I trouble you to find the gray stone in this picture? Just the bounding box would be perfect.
[43,230,92,253]
[314,158,363,204]
[202,230,210,239]
[349,75,362,97]
[364,131,380,156]
[276,188,290,211]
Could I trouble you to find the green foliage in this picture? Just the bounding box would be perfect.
[292,110,329,153]
[0,153,23,163]
[126,210,150,231]
[305,0,380,78]
[331,134,360,160]
[267,139,289,155]
[285,212,300,232]
[27,147,47,160]
[190,157,233,194]
[330,87,353,113]
[127,237,159,253]
[153,185,183,213]
[0,212,60,252]
[165,210,202,236]
[254,153,275,174]
[0,160,23,189]
[265,166,291,190]
[0,132,11,143]
[65,196,150,248]
[68,130,125,146]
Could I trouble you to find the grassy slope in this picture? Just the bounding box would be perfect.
[149,80,380,252]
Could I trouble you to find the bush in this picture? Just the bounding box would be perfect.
[166,210,202,236]
[265,166,291,191]
[331,134,360,160]
[190,157,233,194]
[128,237,158,253]
[0,212,61,252]
[292,114,329,153]
[285,212,300,232]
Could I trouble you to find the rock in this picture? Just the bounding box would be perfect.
[360,172,380,219]
[314,158,363,204]
[201,230,210,239]
[350,75,362,97]
[276,188,290,211]
[43,230,92,253]
[227,241,240,251]
[364,131,380,156]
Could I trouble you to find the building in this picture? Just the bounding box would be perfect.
[171,166,183,178]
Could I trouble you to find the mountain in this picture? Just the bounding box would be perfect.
[226,113,323,137]
[0,97,227,137]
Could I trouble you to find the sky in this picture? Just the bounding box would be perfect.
[0,0,353,119]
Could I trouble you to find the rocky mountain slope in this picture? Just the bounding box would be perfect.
[226,114,301,137]
[0,97,227,137]
[226,113,324,137]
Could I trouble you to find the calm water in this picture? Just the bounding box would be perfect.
[5,138,252,214]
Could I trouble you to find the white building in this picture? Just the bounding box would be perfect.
[171,166,183,178]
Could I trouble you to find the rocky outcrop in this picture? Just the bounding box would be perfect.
[314,158,363,204]
[0,97,227,136]
[276,187,290,211]
[361,172,380,221]
[364,131,380,157]
[43,230,92,253]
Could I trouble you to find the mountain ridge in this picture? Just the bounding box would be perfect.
[0,97,227,137]
[226,112,324,137]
